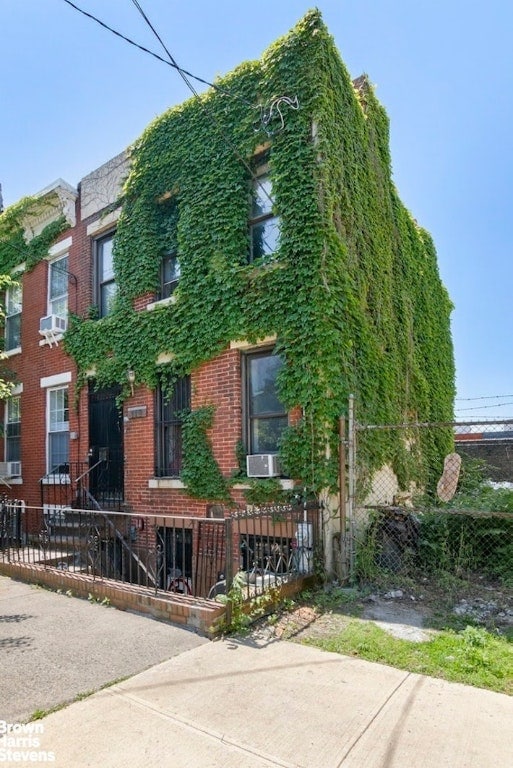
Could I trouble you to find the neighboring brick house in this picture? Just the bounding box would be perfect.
[0,11,454,582]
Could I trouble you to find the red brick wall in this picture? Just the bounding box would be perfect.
[122,347,244,517]
[194,348,242,475]
[2,195,286,522]
[1,226,77,509]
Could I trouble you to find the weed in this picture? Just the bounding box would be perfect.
[28,676,130,722]
[302,619,513,694]
[87,593,111,606]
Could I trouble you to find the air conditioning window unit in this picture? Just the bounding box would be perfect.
[0,461,21,477]
[39,314,67,334]
[246,454,281,478]
[8,461,21,477]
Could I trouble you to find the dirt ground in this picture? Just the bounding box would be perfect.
[250,577,513,644]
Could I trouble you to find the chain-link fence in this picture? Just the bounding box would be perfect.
[346,406,513,603]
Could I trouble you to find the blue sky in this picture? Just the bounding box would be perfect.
[1,1,512,419]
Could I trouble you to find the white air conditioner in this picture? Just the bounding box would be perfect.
[0,461,21,477]
[246,454,281,478]
[8,461,21,477]
[39,314,67,334]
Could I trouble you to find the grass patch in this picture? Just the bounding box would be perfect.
[302,620,513,695]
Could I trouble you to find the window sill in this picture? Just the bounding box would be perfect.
[148,477,185,489]
[244,258,284,272]
[4,346,21,357]
[233,479,294,490]
[4,477,23,485]
[149,478,294,491]
[146,296,176,312]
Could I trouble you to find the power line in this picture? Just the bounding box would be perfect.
[61,0,253,106]
[62,0,284,211]
[455,402,513,412]
[127,0,277,210]
[455,394,513,401]
[63,0,302,263]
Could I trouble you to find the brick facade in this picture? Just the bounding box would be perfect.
[1,169,282,525]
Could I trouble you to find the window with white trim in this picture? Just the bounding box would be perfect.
[248,154,280,263]
[5,284,22,351]
[47,386,69,473]
[48,254,68,319]
[95,232,116,318]
[5,395,21,464]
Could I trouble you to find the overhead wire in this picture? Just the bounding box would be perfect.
[455,394,513,401]
[126,0,280,255]
[61,0,254,106]
[61,0,299,229]
[455,402,513,412]
[126,0,276,212]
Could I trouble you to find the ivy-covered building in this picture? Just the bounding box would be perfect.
[0,11,454,578]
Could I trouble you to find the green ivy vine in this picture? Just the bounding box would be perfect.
[1,10,455,499]
[0,196,67,274]
[180,406,230,502]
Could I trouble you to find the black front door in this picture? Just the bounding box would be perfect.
[88,384,124,505]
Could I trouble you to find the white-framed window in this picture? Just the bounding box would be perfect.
[5,283,22,351]
[5,395,21,464]
[159,252,181,300]
[95,232,116,317]
[249,153,280,263]
[47,386,69,473]
[48,254,68,319]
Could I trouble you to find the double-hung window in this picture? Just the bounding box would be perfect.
[96,233,116,318]
[47,387,69,473]
[48,254,68,321]
[245,351,287,454]
[5,395,21,466]
[249,154,280,263]
[155,377,190,477]
[5,284,22,351]
[159,252,181,300]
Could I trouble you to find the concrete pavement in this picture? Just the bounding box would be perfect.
[0,575,206,723]
[1,573,512,767]
[7,636,513,768]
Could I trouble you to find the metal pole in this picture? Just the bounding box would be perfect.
[339,416,347,580]
[224,516,233,628]
[347,394,356,583]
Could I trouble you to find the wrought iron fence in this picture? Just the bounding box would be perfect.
[228,501,321,601]
[0,498,24,549]
[345,406,513,593]
[0,499,322,603]
[40,461,125,514]
[0,502,227,599]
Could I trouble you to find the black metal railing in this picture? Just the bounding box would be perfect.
[0,497,24,550]
[40,461,124,513]
[228,501,321,601]
[0,503,228,598]
[0,499,322,602]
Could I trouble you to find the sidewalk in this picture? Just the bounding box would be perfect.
[12,636,513,768]
[0,575,206,723]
